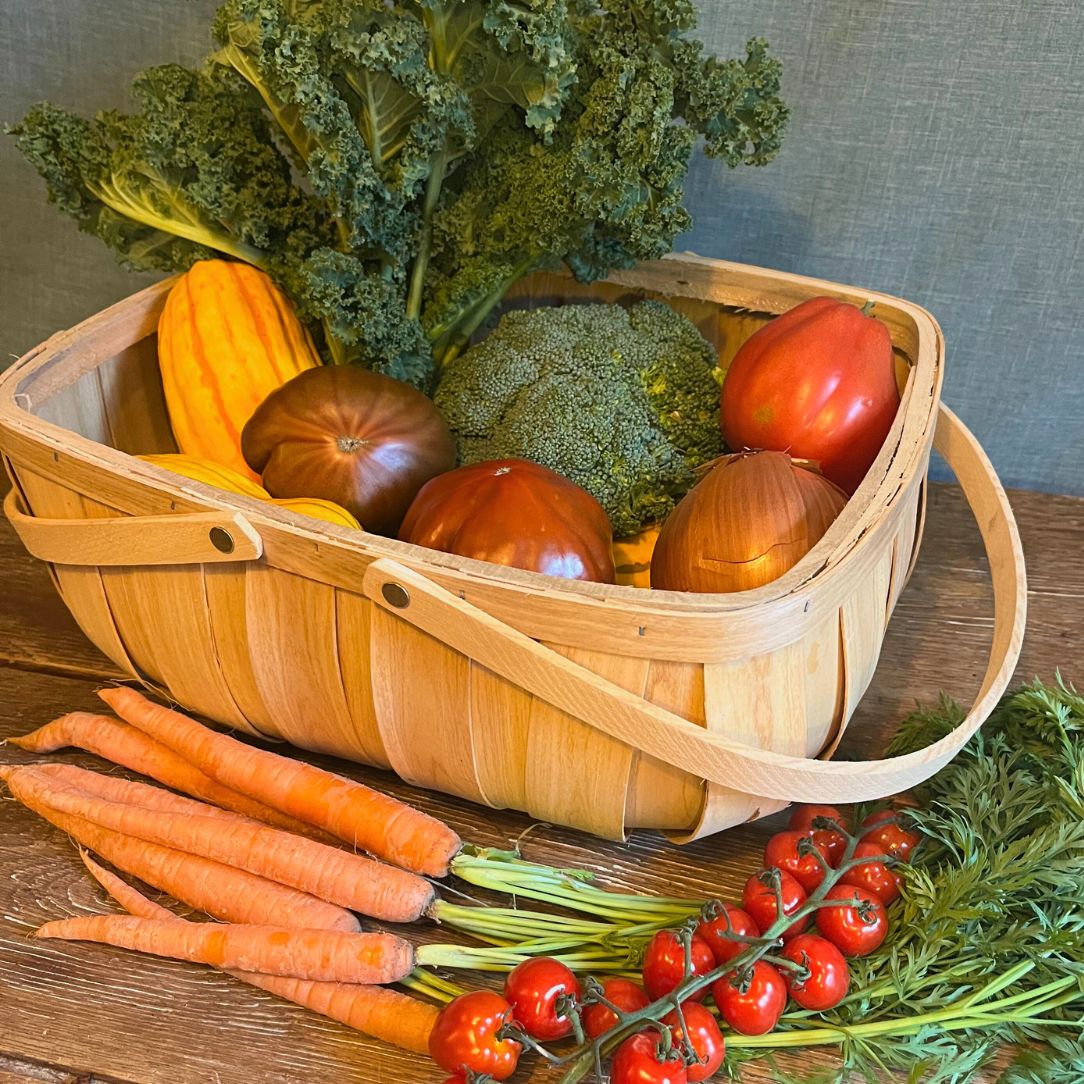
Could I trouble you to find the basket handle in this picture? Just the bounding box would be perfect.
[2,488,263,566]
[363,404,1026,804]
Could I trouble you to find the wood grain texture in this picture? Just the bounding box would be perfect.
[0,477,1080,1082]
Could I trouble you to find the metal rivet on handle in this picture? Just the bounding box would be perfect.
[209,527,235,554]
[382,582,410,609]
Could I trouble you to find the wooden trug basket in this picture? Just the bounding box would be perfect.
[0,256,1027,842]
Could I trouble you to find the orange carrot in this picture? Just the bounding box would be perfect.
[80,852,437,1054]
[35,914,414,984]
[26,801,359,932]
[0,765,434,923]
[98,686,461,877]
[9,712,328,839]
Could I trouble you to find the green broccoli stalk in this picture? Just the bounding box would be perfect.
[10,0,788,390]
[433,301,723,536]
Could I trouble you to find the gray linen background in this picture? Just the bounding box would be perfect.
[2,0,1081,495]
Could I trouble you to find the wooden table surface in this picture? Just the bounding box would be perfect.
[1,478,1081,1084]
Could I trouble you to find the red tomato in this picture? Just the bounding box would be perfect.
[742,869,810,941]
[642,930,716,1001]
[582,977,651,1039]
[781,934,850,1011]
[720,296,900,494]
[503,956,580,1040]
[663,1003,726,1082]
[712,961,788,1035]
[611,1032,689,1084]
[697,903,761,964]
[788,804,850,866]
[861,810,920,861]
[816,884,889,957]
[764,830,832,894]
[440,1077,466,1084]
[840,841,903,904]
[429,991,522,1080]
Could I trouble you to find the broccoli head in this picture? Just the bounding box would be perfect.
[434,300,723,536]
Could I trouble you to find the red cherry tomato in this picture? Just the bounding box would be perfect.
[611,1032,689,1084]
[788,804,850,866]
[742,869,810,941]
[711,960,788,1035]
[663,1003,726,1082]
[429,991,521,1080]
[503,956,580,1041]
[781,933,850,1011]
[764,830,832,894]
[840,841,903,904]
[582,977,651,1039]
[697,903,761,964]
[816,884,889,957]
[440,1077,466,1084]
[720,295,900,494]
[642,930,716,1001]
[861,810,920,861]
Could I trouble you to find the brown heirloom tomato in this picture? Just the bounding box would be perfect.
[241,366,456,536]
[400,459,616,583]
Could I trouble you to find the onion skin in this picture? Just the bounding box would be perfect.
[650,452,847,593]
[400,459,616,584]
[241,366,456,537]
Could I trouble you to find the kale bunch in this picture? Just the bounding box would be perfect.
[11,0,787,389]
[434,300,723,535]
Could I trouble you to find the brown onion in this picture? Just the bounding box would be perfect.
[650,452,847,593]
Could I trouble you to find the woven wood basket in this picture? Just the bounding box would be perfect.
[0,256,1027,842]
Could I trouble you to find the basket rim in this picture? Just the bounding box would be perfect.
[0,252,943,622]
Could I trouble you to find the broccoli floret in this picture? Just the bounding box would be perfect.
[434,300,722,536]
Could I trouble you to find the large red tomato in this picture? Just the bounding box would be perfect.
[721,297,900,494]
[400,458,616,582]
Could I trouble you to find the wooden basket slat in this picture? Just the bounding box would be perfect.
[13,469,140,679]
[95,336,177,456]
[369,610,489,804]
[243,566,357,756]
[522,646,649,840]
[334,590,392,771]
[469,663,533,812]
[626,660,706,832]
[678,644,810,840]
[839,547,896,726]
[801,612,847,758]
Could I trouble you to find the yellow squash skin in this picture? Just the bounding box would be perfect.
[612,524,661,589]
[270,498,363,530]
[138,454,271,500]
[157,260,321,480]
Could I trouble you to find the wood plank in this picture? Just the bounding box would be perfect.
[0,478,1081,1081]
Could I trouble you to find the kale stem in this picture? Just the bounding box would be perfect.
[405,150,449,321]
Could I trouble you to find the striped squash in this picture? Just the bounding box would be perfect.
[157,260,321,480]
[612,523,661,589]
[138,453,270,500]
[270,498,363,531]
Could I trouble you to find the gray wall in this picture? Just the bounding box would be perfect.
[3,1,1082,495]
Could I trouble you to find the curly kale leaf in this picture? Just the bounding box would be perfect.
[434,300,723,535]
[10,65,325,274]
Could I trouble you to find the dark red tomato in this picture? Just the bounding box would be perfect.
[582,977,651,1039]
[611,1032,689,1084]
[429,991,521,1080]
[697,903,761,965]
[840,841,903,904]
[712,961,788,1036]
[861,810,920,862]
[663,1003,726,1082]
[816,884,889,957]
[742,869,810,942]
[788,804,850,866]
[440,1077,466,1084]
[642,930,716,1002]
[503,956,581,1041]
[764,830,831,894]
[781,934,850,1011]
[721,296,900,495]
